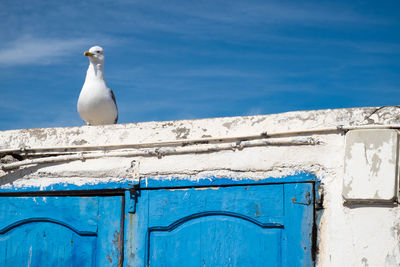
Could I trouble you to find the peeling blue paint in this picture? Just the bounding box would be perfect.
[140,172,317,188]
[0,180,137,193]
[0,172,317,193]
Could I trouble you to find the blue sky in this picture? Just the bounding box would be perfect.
[0,0,399,130]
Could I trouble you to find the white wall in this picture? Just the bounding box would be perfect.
[1,106,400,266]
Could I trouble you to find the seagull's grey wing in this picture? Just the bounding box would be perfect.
[110,89,118,123]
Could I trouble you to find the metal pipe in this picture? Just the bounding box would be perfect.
[1,124,399,157]
[1,137,319,171]
[0,125,340,155]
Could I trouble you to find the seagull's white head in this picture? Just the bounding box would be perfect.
[84,46,104,64]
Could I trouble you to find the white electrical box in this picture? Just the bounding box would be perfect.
[343,129,399,203]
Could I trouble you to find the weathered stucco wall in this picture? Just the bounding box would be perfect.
[1,106,400,266]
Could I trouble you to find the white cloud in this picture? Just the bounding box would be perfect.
[0,36,94,66]
[118,0,377,30]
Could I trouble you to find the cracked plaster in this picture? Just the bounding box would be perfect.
[1,106,400,266]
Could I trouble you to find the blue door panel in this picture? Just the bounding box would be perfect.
[126,182,314,267]
[0,222,97,266]
[149,215,282,267]
[148,184,284,227]
[97,196,124,266]
[282,183,314,267]
[0,197,98,234]
[0,196,123,267]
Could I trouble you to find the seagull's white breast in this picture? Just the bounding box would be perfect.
[77,79,118,125]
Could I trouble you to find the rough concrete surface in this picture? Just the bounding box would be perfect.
[1,106,400,266]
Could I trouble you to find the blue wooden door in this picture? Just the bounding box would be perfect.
[126,183,314,266]
[0,196,123,266]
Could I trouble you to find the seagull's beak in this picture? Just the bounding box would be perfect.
[84,51,94,56]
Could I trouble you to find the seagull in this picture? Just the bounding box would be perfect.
[77,46,118,125]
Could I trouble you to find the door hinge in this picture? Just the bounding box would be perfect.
[292,192,312,205]
[128,185,140,214]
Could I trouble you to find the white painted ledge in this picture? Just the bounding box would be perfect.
[1,106,400,151]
